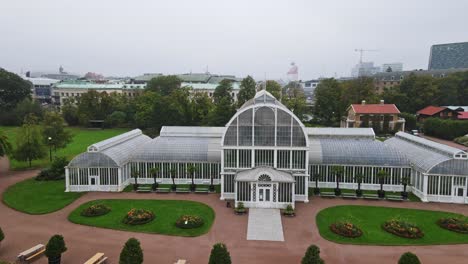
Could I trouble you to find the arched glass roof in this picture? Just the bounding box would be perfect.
[69,152,119,168]
[223,90,308,148]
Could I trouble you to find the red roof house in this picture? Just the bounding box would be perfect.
[458,112,468,120]
[351,103,401,114]
[342,100,405,132]
[416,106,460,122]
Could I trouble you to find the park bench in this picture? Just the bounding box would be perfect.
[17,244,45,264]
[320,192,335,198]
[386,195,404,202]
[195,187,209,194]
[174,260,187,264]
[362,194,380,200]
[176,187,190,193]
[342,193,357,199]
[136,186,152,193]
[155,187,170,193]
[84,252,108,264]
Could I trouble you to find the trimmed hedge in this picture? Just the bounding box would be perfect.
[423,118,468,140]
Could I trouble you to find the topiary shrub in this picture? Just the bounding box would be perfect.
[437,217,468,234]
[382,218,424,239]
[208,243,231,264]
[283,204,295,217]
[119,238,143,264]
[81,204,111,217]
[123,209,154,225]
[301,244,324,264]
[175,215,204,229]
[398,252,421,264]
[234,202,246,215]
[36,157,68,181]
[0,227,4,242]
[45,234,67,264]
[330,221,362,238]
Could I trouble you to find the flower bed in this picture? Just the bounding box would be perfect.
[382,219,424,239]
[80,204,111,217]
[437,217,468,234]
[175,215,204,229]
[330,221,362,238]
[123,208,155,225]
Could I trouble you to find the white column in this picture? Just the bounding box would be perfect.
[118,167,122,191]
[422,173,429,202]
[65,167,70,192]
[292,183,296,208]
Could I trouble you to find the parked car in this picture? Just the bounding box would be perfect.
[411,130,419,136]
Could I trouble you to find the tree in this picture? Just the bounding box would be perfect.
[377,170,388,198]
[14,114,46,167]
[11,98,44,126]
[398,252,421,264]
[208,243,231,264]
[146,75,181,96]
[331,166,344,196]
[191,92,214,125]
[213,79,234,104]
[265,80,282,100]
[301,244,324,264]
[131,169,140,191]
[340,77,377,108]
[312,173,321,195]
[187,164,197,191]
[237,75,256,107]
[42,111,72,153]
[0,68,31,111]
[354,173,364,197]
[401,175,410,200]
[313,78,344,126]
[282,84,308,120]
[399,113,416,132]
[0,131,12,157]
[45,234,67,264]
[119,238,143,264]
[170,168,177,191]
[61,97,79,126]
[208,96,235,126]
[149,166,160,191]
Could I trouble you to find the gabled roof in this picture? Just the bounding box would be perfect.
[351,104,400,114]
[305,127,375,138]
[458,112,468,120]
[417,106,446,116]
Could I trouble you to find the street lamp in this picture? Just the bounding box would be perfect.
[48,137,52,161]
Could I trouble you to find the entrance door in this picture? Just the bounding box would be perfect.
[89,176,99,191]
[257,185,271,208]
[453,186,466,203]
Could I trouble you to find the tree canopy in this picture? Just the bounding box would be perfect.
[42,111,73,151]
[237,75,256,107]
[208,243,232,264]
[0,68,31,111]
[13,114,46,167]
[146,75,181,96]
[265,80,282,100]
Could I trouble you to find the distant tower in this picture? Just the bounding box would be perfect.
[287,62,298,82]
[59,65,64,74]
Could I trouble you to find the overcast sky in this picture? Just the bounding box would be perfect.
[1,0,467,80]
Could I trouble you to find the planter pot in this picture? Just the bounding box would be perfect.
[190,184,196,192]
[234,210,246,215]
[334,188,342,196]
[152,183,158,191]
[171,185,177,191]
[313,188,320,195]
[283,212,296,217]
[355,189,363,197]
[209,185,215,192]
[401,191,408,200]
[377,190,385,198]
[48,255,61,264]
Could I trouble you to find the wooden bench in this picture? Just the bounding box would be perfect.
[84,252,108,264]
[342,193,357,199]
[136,186,152,193]
[363,194,380,200]
[174,260,187,264]
[386,195,404,201]
[320,192,335,198]
[17,244,45,263]
[175,188,190,193]
[195,187,209,194]
[156,187,170,193]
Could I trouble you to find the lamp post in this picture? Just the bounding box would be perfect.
[48,137,52,162]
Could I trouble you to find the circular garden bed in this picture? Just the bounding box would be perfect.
[123,208,155,225]
[175,215,204,229]
[437,217,468,234]
[330,221,362,238]
[382,219,424,239]
[81,204,111,217]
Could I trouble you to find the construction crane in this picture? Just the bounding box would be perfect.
[355,49,379,64]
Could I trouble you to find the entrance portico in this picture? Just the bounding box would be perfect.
[234,167,295,209]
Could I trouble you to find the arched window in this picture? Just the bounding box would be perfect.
[254,107,275,146]
[258,174,272,181]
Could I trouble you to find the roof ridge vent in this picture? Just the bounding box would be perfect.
[87,129,143,152]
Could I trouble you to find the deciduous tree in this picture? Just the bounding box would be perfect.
[42,111,72,152]
[14,114,46,167]
[237,75,256,107]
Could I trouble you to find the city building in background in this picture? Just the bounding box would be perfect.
[428,41,468,70]
[300,79,320,105]
[286,62,299,82]
[22,76,60,104]
[381,62,403,72]
[351,62,380,77]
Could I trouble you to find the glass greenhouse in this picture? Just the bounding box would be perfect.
[66,90,468,206]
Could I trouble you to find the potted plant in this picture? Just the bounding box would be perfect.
[131,169,140,191]
[377,169,388,198]
[354,173,364,197]
[301,244,324,264]
[332,166,343,196]
[45,235,67,264]
[401,175,409,200]
[150,166,160,191]
[234,202,246,215]
[209,172,215,192]
[170,168,177,191]
[208,243,231,264]
[283,204,295,217]
[312,173,321,195]
[0,227,4,247]
[119,238,143,264]
[187,164,197,192]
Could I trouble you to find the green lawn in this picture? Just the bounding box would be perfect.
[316,205,468,245]
[0,126,129,170]
[2,178,84,214]
[68,199,215,237]
[310,187,421,202]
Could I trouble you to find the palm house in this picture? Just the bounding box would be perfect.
[66,90,468,206]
